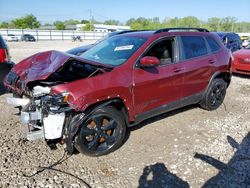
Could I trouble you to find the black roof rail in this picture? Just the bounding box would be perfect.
[117,30,149,34]
[154,27,209,34]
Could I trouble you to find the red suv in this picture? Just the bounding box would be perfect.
[4,28,232,156]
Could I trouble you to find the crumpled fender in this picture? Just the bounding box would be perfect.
[51,67,134,122]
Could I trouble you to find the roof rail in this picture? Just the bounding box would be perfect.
[117,30,148,34]
[154,27,209,34]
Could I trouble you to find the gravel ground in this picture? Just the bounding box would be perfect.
[0,41,249,188]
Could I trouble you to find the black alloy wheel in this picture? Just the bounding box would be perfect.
[75,106,126,156]
[209,83,226,108]
[200,78,227,111]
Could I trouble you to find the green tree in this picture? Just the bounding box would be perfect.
[104,19,120,25]
[0,22,9,28]
[83,22,94,31]
[12,14,40,29]
[81,20,90,24]
[207,17,221,31]
[220,17,237,32]
[126,18,135,26]
[64,19,80,25]
[162,17,180,28]
[179,16,201,27]
[54,21,65,30]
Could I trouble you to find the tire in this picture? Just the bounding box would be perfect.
[200,78,227,111]
[75,106,126,156]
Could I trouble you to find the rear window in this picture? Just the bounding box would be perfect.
[0,35,7,48]
[181,36,208,59]
[206,37,220,52]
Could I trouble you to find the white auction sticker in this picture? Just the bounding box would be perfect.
[114,45,134,51]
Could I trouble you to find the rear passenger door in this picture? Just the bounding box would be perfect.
[179,36,215,97]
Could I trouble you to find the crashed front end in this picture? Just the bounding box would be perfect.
[4,50,110,151]
[6,85,69,142]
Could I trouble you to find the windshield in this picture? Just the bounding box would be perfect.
[80,36,147,66]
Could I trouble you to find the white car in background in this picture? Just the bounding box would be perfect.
[242,40,250,48]
[5,34,19,42]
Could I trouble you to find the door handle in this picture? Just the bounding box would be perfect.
[209,59,216,64]
[173,68,184,73]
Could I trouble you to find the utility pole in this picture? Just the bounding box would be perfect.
[88,9,94,31]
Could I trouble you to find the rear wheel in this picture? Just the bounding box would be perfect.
[200,78,227,111]
[75,106,126,156]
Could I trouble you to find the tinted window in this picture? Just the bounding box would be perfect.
[181,36,208,59]
[206,37,220,52]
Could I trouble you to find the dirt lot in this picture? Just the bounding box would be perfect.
[0,41,249,188]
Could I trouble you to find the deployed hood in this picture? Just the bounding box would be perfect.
[12,50,70,83]
[5,50,112,95]
[12,50,111,83]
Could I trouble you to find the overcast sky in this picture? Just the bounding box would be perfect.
[0,0,250,23]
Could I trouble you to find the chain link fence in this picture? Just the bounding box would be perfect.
[0,29,107,41]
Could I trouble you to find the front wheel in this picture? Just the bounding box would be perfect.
[75,106,126,156]
[200,78,227,111]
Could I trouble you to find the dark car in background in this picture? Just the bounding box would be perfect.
[214,32,242,52]
[0,34,14,83]
[67,30,133,56]
[21,34,36,42]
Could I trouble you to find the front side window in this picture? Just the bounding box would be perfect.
[181,36,208,59]
[80,36,147,66]
[143,38,175,65]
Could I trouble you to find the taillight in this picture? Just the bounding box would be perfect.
[0,48,8,63]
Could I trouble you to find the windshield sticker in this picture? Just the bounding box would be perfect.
[114,45,134,51]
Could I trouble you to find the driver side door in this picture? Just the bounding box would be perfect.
[133,37,185,117]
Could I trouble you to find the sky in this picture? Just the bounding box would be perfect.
[0,0,250,24]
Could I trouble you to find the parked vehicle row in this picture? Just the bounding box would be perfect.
[214,32,242,52]
[3,34,36,42]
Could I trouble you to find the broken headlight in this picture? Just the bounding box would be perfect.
[41,92,70,113]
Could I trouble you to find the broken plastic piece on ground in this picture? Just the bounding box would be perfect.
[6,97,30,106]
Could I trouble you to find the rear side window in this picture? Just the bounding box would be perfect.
[181,36,208,59]
[206,37,220,52]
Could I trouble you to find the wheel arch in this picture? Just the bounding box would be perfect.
[82,98,130,126]
[213,71,231,87]
[209,71,232,89]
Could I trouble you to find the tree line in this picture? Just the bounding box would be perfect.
[0,14,250,32]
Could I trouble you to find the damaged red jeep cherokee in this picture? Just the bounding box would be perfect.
[4,28,232,156]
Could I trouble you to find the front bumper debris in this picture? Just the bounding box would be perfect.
[21,111,41,124]
[6,96,66,141]
[6,97,30,106]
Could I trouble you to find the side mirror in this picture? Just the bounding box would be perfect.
[139,56,160,68]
